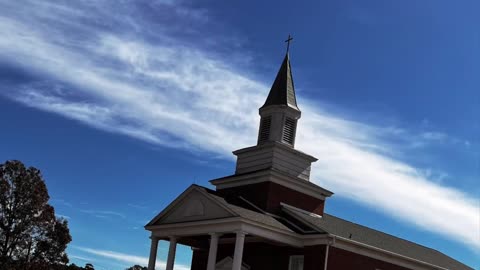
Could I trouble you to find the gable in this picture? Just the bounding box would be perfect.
[151,187,235,225]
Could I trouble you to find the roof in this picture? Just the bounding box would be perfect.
[210,167,334,198]
[146,185,293,233]
[201,186,294,232]
[147,184,472,270]
[261,53,299,110]
[206,187,472,269]
[283,206,473,270]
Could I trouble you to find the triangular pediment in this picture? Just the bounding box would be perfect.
[148,185,236,226]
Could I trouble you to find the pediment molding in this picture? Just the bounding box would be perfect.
[146,185,236,226]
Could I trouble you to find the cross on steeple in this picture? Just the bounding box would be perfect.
[285,34,293,53]
[258,38,300,147]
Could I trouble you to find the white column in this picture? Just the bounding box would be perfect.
[207,233,221,270]
[232,231,246,270]
[147,237,159,270]
[166,236,177,270]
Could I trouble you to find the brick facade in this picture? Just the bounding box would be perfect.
[327,247,411,270]
[191,243,414,270]
[304,245,327,270]
[217,181,325,215]
[191,242,303,270]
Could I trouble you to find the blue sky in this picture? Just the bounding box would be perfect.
[0,0,479,269]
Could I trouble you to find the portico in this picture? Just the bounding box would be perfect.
[147,231,247,270]
[144,185,304,270]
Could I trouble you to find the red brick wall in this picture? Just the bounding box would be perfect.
[190,248,208,270]
[217,182,271,210]
[327,247,412,270]
[266,183,325,215]
[217,182,325,215]
[304,245,327,270]
[191,242,304,270]
[192,244,412,270]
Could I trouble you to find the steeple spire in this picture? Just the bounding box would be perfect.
[257,36,302,147]
[260,52,299,110]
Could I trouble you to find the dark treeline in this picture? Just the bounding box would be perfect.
[0,160,97,270]
[1,262,95,270]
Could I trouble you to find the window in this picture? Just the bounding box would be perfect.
[282,117,296,145]
[258,116,272,143]
[288,255,304,270]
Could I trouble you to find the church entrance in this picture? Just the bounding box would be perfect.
[215,256,250,270]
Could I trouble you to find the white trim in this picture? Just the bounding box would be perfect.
[147,237,159,270]
[282,205,455,270]
[148,216,455,270]
[330,236,450,270]
[211,169,332,200]
[165,237,177,270]
[147,217,243,237]
[218,236,274,244]
[147,216,303,247]
[281,202,322,218]
[301,234,450,270]
[301,234,332,246]
[324,244,330,270]
[232,231,246,270]
[233,141,316,162]
[242,221,303,247]
[207,233,220,270]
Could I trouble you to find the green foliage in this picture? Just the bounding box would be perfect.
[63,263,95,270]
[125,265,147,270]
[0,160,72,269]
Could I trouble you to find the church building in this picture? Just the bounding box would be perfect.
[145,45,473,270]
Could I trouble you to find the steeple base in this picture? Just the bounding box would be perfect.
[233,141,317,181]
[210,168,333,215]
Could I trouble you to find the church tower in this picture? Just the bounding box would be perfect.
[145,37,473,270]
[258,52,301,147]
[211,43,333,215]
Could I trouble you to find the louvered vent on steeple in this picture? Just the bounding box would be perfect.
[257,39,301,148]
[282,117,296,145]
[258,116,272,144]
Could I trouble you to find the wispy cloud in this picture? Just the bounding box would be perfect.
[70,255,93,262]
[69,254,112,270]
[128,203,149,210]
[80,210,126,219]
[74,246,190,270]
[56,214,71,220]
[51,198,73,208]
[0,0,478,252]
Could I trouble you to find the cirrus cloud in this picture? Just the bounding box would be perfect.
[0,0,478,254]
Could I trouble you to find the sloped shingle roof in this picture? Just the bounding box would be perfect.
[284,206,473,270]
[260,53,299,110]
[202,187,294,233]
